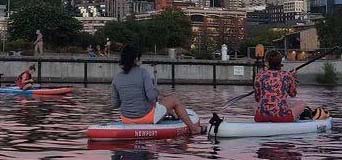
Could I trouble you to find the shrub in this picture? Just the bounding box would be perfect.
[316,62,339,85]
[2,39,32,52]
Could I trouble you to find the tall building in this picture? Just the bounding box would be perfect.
[113,0,131,20]
[266,4,285,23]
[284,0,306,13]
[223,0,244,9]
[266,0,285,5]
[245,0,267,7]
[74,0,152,18]
[156,0,173,10]
[182,7,246,50]
[310,0,342,16]
[74,0,108,17]
[245,0,267,11]
[107,0,115,17]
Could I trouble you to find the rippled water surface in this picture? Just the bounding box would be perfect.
[0,85,341,160]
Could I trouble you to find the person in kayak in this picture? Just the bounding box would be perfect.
[16,64,36,90]
[112,44,201,134]
[254,51,305,122]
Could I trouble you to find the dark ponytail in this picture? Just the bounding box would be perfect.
[119,44,141,74]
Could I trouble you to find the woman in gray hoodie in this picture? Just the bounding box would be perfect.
[112,45,201,134]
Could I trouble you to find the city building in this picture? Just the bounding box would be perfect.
[173,1,196,9]
[245,0,268,24]
[246,0,267,6]
[182,7,246,50]
[247,9,269,24]
[273,26,320,58]
[284,0,307,13]
[310,0,342,16]
[266,0,285,5]
[131,1,154,14]
[266,4,285,23]
[124,11,159,21]
[74,0,108,17]
[75,17,117,34]
[156,0,173,10]
[223,0,244,9]
[282,0,307,22]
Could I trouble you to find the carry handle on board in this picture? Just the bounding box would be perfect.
[221,46,341,109]
[208,113,223,144]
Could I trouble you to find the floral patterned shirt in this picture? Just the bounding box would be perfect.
[254,69,297,118]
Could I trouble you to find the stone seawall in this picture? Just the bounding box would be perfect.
[0,56,341,86]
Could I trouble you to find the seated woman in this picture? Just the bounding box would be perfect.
[16,64,36,90]
[112,45,201,134]
[254,51,305,122]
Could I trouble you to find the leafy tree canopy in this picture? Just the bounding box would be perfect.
[95,8,192,52]
[316,16,342,48]
[8,1,82,47]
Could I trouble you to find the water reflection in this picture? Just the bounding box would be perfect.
[0,85,341,160]
[88,139,187,160]
[257,142,302,160]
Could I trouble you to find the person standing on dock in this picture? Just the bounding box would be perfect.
[104,38,111,57]
[34,30,44,55]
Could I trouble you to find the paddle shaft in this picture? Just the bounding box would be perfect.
[222,46,340,109]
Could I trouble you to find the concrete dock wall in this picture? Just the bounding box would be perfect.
[0,56,341,86]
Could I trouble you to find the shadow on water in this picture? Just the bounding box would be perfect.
[0,85,341,159]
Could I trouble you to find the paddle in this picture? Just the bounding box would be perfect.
[5,83,72,89]
[222,46,340,109]
[34,85,73,89]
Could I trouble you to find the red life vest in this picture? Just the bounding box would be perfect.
[15,70,32,89]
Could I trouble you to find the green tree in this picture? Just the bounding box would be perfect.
[151,8,192,48]
[7,0,62,11]
[95,8,192,52]
[0,0,6,5]
[8,2,82,48]
[316,16,342,48]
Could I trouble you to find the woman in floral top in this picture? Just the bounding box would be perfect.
[254,51,305,122]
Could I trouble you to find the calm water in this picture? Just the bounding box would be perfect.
[0,85,341,160]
